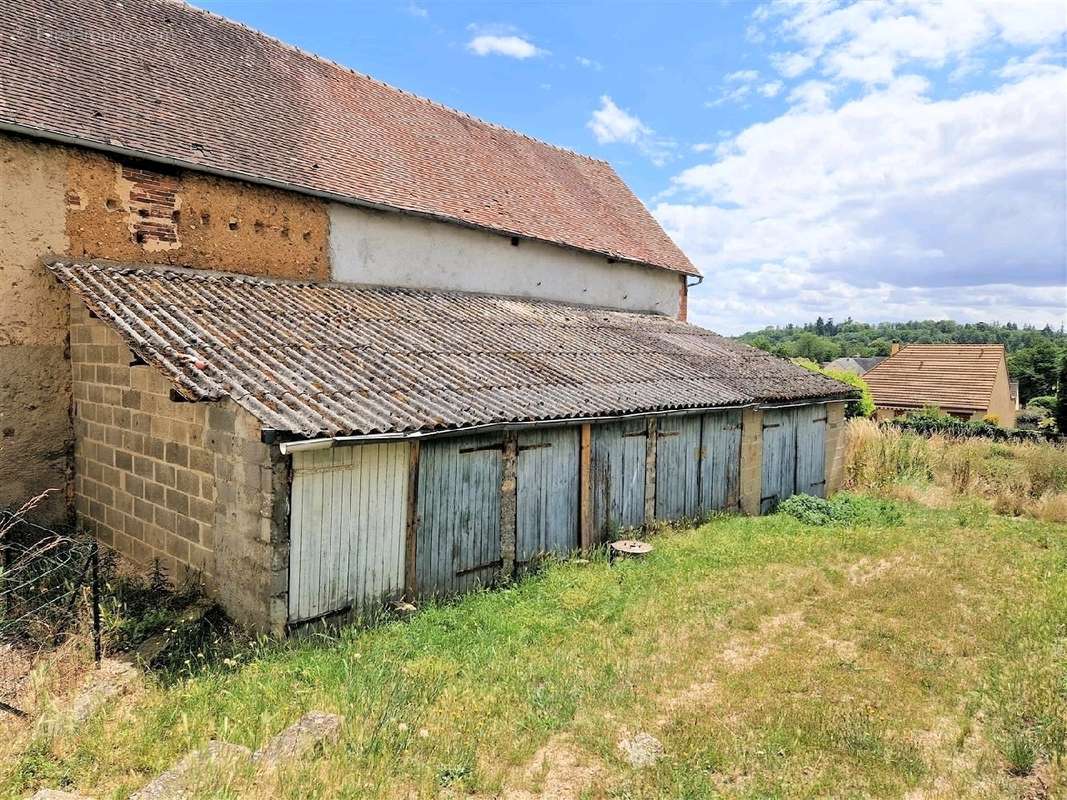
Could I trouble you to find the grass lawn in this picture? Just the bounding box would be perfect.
[4,495,1065,799]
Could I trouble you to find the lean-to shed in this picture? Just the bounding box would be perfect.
[52,261,852,633]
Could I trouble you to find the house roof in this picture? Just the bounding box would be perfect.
[863,344,1006,413]
[49,262,850,439]
[1,0,697,278]
[824,356,884,375]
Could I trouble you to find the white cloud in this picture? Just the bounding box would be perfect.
[406,3,428,19]
[467,34,544,59]
[656,69,1067,334]
[758,80,784,97]
[576,56,603,70]
[725,69,760,82]
[762,0,1067,85]
[588,95,675,166]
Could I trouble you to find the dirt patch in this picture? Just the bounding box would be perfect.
[490,735,608,800]
[847,555,908,585]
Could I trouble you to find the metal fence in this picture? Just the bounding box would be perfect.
[0,492,101,718]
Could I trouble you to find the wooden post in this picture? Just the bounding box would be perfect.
[403,440,421,599]
[499,431,519,578]
[579,423,593,550]
[644,416,657,524]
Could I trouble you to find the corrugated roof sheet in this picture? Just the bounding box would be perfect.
[51,263,851,438]
[2,0,697,277]
[864,344,1005,413]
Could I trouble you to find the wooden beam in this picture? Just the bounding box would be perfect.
[403,440,421,599]
[499,431,519,579]
[579,423,592,551]
[644,416,657,524]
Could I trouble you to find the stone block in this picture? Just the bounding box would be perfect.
[129,741,251,800]
[252,712,344,769]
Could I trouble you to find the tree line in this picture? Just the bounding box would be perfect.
[737,318,1067,404]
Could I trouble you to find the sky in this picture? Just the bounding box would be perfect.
[196,0,1067,335]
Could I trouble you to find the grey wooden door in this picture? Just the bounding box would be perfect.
[761,405,827,513]
[655,414,701,520]
[699,409,743,512]
[591,421,647,537]
[414,432,503,596]
[516,426,580,564]
[796,404,828,497]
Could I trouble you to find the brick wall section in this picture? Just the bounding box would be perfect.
[824,401,847,495]
[70,297,288,633]
[677,275,688,322]
[738,406,764,515]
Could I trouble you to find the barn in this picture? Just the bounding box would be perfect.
[53,261,851,632]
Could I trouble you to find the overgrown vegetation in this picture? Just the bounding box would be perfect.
[777,492,903,527]
[847,417,1067,522]
[792,357,874,418]
[890,405,1057,442]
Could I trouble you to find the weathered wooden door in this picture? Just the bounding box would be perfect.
[795,404,828,497]
[699,409,743,511]
[655,411,743,521]
[288,443,408,624]
[760,404,827,513]
[516,427,580,565]
[761,407,798,514]
[414,432,503,596]
[655,415,701,520]
[591,421,648,537]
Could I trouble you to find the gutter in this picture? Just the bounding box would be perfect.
[275,403,758,454]
[0,120,699,281]
[273,394,851,454]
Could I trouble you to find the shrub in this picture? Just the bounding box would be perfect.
[1028,395,1056,412]
[777,493,834,525]
[1016,407,1046,430]
[890,410,1054,443]
[792,358,874,418]
[777,492,903,527]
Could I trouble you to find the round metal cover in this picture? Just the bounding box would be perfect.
[610,539,653,555]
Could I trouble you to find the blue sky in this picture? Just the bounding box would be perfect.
[198,0,1066,335]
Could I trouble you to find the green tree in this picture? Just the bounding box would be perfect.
[1055,354,1067,435]
[1009,338,1061,402]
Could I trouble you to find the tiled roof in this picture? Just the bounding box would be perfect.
[864,344,1005,413]
[1,0,697,277]
[49,262,850,438]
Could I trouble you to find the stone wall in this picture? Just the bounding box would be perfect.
[0,128,328,525]
[65,147,330,279]
[70,299,287,632]
[0,134,72,523]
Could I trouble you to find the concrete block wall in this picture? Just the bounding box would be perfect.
[70,298,287,632]
[824,401,847,495]
[738,406,764,515]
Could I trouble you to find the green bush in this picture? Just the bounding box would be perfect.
[1028,395,1056,412]
[891,409,1055,443]
[792,358,875,418]
[777,492,903,527]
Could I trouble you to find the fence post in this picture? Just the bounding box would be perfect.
[91,538,101,666]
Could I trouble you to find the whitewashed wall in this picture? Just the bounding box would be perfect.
[329,203,684,316]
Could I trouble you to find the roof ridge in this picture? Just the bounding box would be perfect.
[174,0,609,167]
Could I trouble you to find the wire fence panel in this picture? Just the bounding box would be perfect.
[1,495,102,717]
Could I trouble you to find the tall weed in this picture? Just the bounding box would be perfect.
[846,420,1067,521]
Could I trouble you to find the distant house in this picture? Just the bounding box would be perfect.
[864,344,1016,427]
[823,356,884,375]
